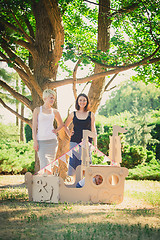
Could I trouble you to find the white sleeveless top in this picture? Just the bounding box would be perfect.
[37,106,57,141]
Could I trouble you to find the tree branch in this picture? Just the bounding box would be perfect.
[46,56,160,89]
[0,79,32,110]
[87,47,160,69]
[10,10,33,44]
[0,98,31,127]
[0,43,42,98]
[23,14,35,39]
[15,40,38,58]
[1,39,33,78]
[105,85,117,92]
[73,59,81,100]
[84,0,140,17]
[0,18,24,36]
[142,2,160,47]
[86,56,118,69]
[0,51,30,86]
[1,32,37,58]
[111,2,140,17]
[104,73,118,91]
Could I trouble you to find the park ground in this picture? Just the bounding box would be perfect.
[0,175,160,240]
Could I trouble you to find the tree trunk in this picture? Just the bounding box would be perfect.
[20,103,24,141]
[31,0,64,172]
[20,82,25,141]
[54,130,70,180]
[16,78,19,127]
[88,0,111,113]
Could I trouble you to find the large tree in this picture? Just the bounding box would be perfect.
[0,0,159,173]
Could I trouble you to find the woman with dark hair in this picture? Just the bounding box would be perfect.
[65,93,97,177]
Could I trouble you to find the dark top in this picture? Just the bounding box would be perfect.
[71,111,92,143]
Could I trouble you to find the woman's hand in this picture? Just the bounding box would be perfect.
[52,129,58,135]
[33,141,39,151]
[70,130,74,136]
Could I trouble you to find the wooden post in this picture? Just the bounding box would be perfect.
[81,130,97,179]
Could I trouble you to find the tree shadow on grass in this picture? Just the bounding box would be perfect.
[0,183,26,189]
[1,214,160,240]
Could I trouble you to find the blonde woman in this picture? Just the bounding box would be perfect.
[32,89,64,170]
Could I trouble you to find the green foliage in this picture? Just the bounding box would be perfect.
[59,0,97,73]
[97,132,112,156]
[99,80,160,117]
[148,123,160,160]
[0,123,34,174]
[0,68,12,81]
[127,159,160,181]
[124,107,158,148]
[96,130,156,170]
[121,144,156,169]
[132,62,160,86]
[92,154,105,165]
[0,122,19,141]
[0,68,18,104]
[98,82,160,155]
[0,139,34,174]
[24,124,32,143]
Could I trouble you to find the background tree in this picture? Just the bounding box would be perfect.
[124,101,158,148]
[99,80,160,117]
[0,0,159,172]
[0,67,28,141]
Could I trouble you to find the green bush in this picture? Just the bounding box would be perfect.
[91,152,110,165]
[92,154,105,165]
[148,123,160,160]
[24,124,32,142]
[0,139,35,174]
[97,132,156,169]
[95,122,104,134]
[121,145,147,169]
[127,159,160,181]
[97,132,111,156]
[121,145,156,169]
[0,122,19,141]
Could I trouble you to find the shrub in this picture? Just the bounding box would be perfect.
[97,132,111,156]
[0,122,19,141]
[121,145,147,169]
[148,123,160,160]
[92,154,105,165]
[24,124,32,142]
[96,132,156,169]
[0,139,34,174]
[95,122,104,135]
[121,145,156,169]
[127,159,160,181]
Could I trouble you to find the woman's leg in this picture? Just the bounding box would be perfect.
[68,142,81,177]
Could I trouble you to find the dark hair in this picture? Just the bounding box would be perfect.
[75,93,90,111]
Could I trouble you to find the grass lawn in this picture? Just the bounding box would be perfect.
[0,175,160,240]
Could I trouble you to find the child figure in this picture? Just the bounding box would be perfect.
[76,175,103,188]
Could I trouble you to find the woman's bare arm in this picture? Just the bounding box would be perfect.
[64,112,74,138]
[91,112,97,148]
[32,107,39,151]
[53,110,64,134]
